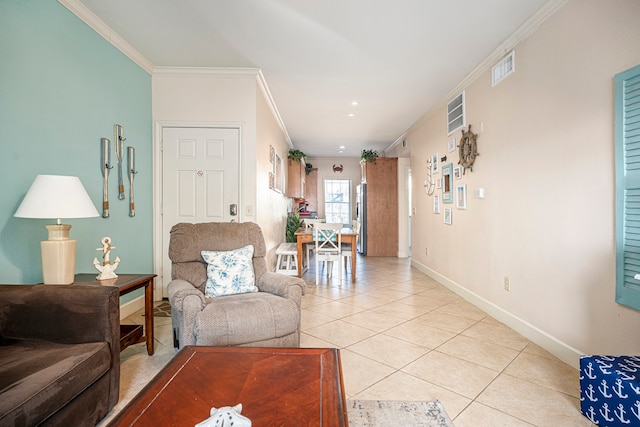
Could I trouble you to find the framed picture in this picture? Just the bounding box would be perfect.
[453,166,462,180]
[441,163,453,203]
[270,145,275,164]
[272,149,284,193]
[433,195,441,214]
[448,138,457,153]
[431,153,439,174]
[456,184,467,209]
[444,207,452,225]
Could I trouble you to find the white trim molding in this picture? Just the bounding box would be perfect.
[411,258,583,370]
[58,0,154,74]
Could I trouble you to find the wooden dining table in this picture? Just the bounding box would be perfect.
[294,227,358,283]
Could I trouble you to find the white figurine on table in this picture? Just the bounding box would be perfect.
[93,236,120,280]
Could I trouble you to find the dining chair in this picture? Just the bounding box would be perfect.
[342,220,361,271]
[313,222,343,285]
[303,218,325,267]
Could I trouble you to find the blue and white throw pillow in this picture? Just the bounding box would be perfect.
[201,245,257,297]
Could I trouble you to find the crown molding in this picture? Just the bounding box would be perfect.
[403,0,568,137]
[256,70,293,148]
[153,67,292,147]
[152,66,260,77]
[59,0,154,74]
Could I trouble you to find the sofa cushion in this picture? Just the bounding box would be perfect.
[202,245,258,297]
[194,292,300,346]
[0,339,111,426]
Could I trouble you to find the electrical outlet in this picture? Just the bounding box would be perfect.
[504,276,510,291]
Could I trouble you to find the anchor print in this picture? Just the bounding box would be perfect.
[614,378,629,399]
[586,406,599,424]
[584,384,599,402]
[624,358,640,369]
[597,359,614,374]
[631,383,640,395]
[632,401,640,420]
[599,379,613,398]
[584,362,597,380]
[600,356,617,362]
[619,362,638,373]
[616,369,636,381]
[600,402,615,422]
[615,403,631,424]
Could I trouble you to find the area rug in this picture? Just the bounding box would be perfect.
[347,400,454,427]
[153,301,171,317]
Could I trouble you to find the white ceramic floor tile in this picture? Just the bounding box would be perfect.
[104,256,585,427]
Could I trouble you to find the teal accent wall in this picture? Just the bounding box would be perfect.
[0,1,152,302]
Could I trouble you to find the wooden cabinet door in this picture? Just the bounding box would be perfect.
[287,160,306,198]
[366,158,398,256]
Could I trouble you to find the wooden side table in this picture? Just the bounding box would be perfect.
[74,273,156,355]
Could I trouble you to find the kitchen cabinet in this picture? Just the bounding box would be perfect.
[305,168,318,212]
[364,157,398,256]
[287,160,306,199]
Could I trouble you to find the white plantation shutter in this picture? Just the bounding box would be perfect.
[616,64,640,310]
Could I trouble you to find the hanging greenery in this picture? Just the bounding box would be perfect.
[288,149,306,165]
[360,149,379,163]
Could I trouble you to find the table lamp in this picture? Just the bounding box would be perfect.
[15,175,100,284]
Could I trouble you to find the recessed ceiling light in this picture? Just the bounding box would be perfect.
[339,145,346,150]
[347,113,355,117]
[351,101,359,106]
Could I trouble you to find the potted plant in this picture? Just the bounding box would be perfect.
[305,162,313,175]
[286,212,303,243]
[288,149,306,165]
[360,149,378,164]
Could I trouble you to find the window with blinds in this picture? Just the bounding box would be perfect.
[615,64,640,310]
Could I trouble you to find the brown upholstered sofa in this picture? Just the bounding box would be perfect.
[168,222,306,348]
[0,284,120,426]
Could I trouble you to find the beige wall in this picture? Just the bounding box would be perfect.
[152,69,289,274]
[256,84,292,267]
[306,157,362,220]
[408,0,640,367]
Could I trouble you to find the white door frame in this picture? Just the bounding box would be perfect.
[152,121,244,300]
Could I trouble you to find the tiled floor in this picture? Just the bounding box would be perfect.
[100,256,594,426]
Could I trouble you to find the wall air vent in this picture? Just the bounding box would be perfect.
[492,50,515,86]
[447,91,465,135]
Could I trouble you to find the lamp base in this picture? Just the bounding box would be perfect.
[41,224,76,285]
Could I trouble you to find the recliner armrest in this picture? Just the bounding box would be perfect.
[257,272,306,303]
[168,279,206,309]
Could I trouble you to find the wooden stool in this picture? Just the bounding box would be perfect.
[275,243,299,276]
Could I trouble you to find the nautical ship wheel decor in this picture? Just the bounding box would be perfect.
[458,125,479,174]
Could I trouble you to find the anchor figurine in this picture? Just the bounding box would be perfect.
[93,236,120,280]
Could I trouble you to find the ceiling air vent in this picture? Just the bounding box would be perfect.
[492,50,515,86]
[447,91,465,135]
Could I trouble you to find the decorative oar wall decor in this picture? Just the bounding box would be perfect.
[99,124,138,218]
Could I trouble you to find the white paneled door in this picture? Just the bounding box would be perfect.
[161,127,240,297]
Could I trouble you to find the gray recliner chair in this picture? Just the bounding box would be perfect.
[167,222,306,348]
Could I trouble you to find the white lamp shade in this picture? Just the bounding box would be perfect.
[15,175,99,220]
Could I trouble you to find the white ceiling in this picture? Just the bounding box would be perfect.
[75,0,552,158]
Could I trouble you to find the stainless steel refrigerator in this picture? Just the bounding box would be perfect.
[356,184,367,255]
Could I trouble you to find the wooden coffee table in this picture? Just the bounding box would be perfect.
[108,346,348,426]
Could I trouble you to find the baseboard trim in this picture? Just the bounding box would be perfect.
[411,259,582,369]
[119,295,144,320]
